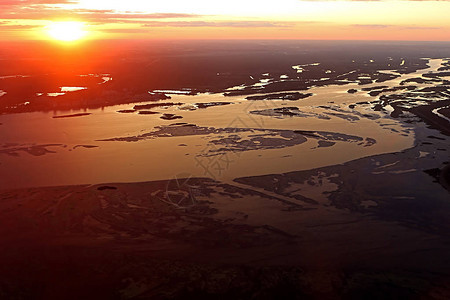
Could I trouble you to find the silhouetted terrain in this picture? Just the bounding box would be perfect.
[1,40,448,113]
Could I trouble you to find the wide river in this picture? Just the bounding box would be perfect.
[0,59,444,189]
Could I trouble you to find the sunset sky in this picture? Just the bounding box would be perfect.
[0,0,449,41]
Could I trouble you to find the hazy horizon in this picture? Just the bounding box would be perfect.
[1,0,450,41]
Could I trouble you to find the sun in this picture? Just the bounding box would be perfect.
[47,21,87,42]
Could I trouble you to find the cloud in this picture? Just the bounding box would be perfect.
[100,28,151,34]
[0,0,201,25]
[97,21,316,35]
[0,8,201,22]
[352,24,390,29]
[85,13,201,24]
[142,21,293,28]
[0,0,76,5]
[351,24,442,30]
[0,21,43,30]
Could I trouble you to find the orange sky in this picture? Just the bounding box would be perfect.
[0,0,449,41]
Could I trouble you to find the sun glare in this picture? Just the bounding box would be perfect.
[47,21,86,42]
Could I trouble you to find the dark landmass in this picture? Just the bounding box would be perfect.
[367,86,416,97]
[438,106,450,118]
[195,102,232,109]
[73,145,99,150]
[409,100,450,135]
[250,107,331,120]
[207,132,308,154]
[437,59,450,71]
[317,140,336,148]
[138,111,159,115]
[246,92,313,101]
[250,105,379,122]
[361,85,389,91]
[177,102,233,111]
[133,102,183,110]
[224,70,402,97]
[160,113,183,120]
[323,111,360,122]
[99,123,376,156]
[116,109,136,114]
[52,113,91,119]
[422,72,450,78]
[367,81,450,134]
[97,185,118,191]
[0,80,171,114]
[1,40,446,114]
[400,77,441,85]
[0,143,64,156]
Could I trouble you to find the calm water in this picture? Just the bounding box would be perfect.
[0,59,444,189]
